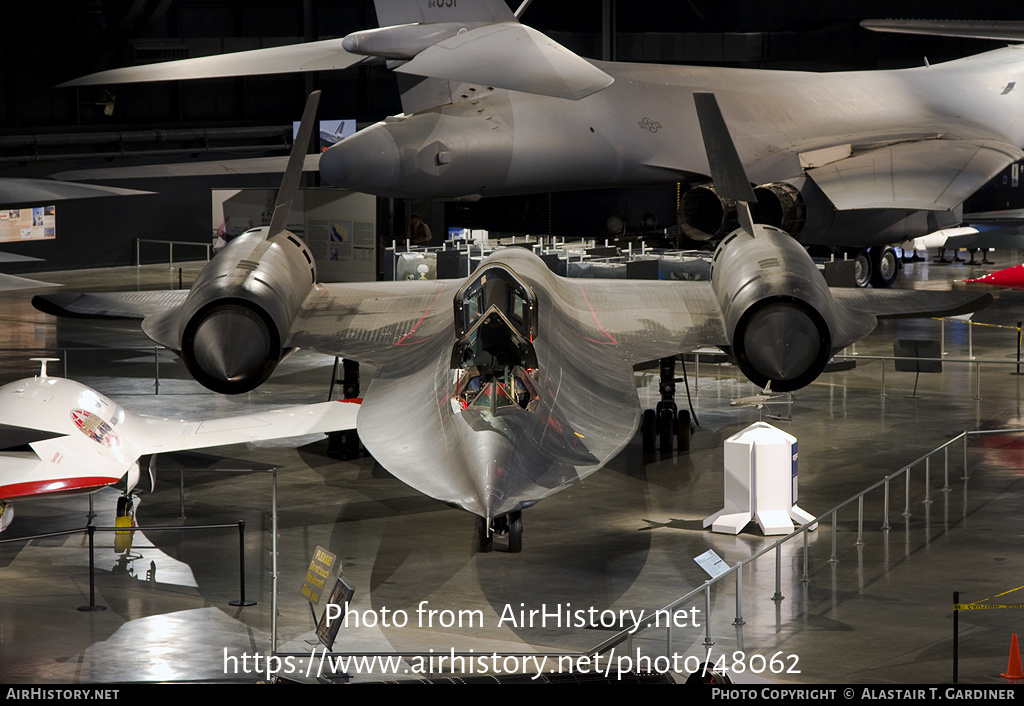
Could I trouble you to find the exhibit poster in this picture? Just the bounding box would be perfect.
[211,188,375,282]
[0,205,55,242]
[292,119,357,152]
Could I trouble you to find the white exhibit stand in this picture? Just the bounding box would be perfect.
[704,422,816,535]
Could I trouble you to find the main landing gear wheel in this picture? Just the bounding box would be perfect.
[658,407,675,454]
[641,409,656,454]
[854,250,872,288]
[869,246,899,288]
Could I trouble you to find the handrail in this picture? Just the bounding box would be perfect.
[587,425,1022,662]
[136,238,211,267]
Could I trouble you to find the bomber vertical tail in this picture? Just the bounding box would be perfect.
[372,0,517,27]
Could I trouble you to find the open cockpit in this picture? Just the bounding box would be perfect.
[451,264,539,413]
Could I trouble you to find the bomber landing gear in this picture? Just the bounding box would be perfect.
[854,250,872,288]
[641,356,692,455]
[869,246,899,288]
[477,510,523,553]
[853,246,900,288]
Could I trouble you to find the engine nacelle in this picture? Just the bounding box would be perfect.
[679,183,736,241]
[711,226,837,392]
[175,228,317,394]
[751,182,806,235]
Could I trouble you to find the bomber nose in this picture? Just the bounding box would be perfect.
[319,125,400,192]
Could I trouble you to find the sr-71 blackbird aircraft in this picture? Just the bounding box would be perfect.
[61,1,1024,288]
[0,359,359,533]
[35,90,991,552]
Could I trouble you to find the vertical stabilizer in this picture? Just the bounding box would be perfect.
[693,92,758,236]
[374,0,517,28]
[268,91,320,238]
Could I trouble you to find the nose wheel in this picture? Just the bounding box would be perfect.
[477,510,523,553]
[114,495,137,553]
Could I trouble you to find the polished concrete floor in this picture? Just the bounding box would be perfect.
[3,252,1024,684]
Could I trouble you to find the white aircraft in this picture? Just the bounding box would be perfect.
[730,382,793,422]
[0,359,359,532]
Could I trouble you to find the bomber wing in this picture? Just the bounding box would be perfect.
[862,19,1024,42]
[59,39,363,87]
[0,179,151,207]
[806,139,1024,212]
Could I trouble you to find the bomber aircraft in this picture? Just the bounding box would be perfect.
[59,1,1024,288]
[35,91,991,552]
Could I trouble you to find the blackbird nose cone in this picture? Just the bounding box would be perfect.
[320,125,400,192]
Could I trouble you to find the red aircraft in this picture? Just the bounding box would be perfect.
[967,264,1024,290]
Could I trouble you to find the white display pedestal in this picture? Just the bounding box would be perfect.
[704,422,816,535]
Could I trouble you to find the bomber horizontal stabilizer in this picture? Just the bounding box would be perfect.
[394,23,613,100]
[60,39,363,87]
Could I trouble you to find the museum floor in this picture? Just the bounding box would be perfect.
[3,251,1024,685]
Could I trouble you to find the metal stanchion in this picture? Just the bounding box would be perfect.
[230,520,256,607]
[78,525,106,612]
[1015,322,1023,376]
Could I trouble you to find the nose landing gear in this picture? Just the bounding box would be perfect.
[477,510,523,553]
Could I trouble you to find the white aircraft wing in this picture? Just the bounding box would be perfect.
[0,446,129,502]
[0,375,360,509]
[806,138,1023,211]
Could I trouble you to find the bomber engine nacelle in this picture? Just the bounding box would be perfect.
[710,225,837,392]
[164,228,317,394]
[681,181,807,242]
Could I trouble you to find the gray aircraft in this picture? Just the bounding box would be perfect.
[35,90,990,551]
[61,1,1024,287]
